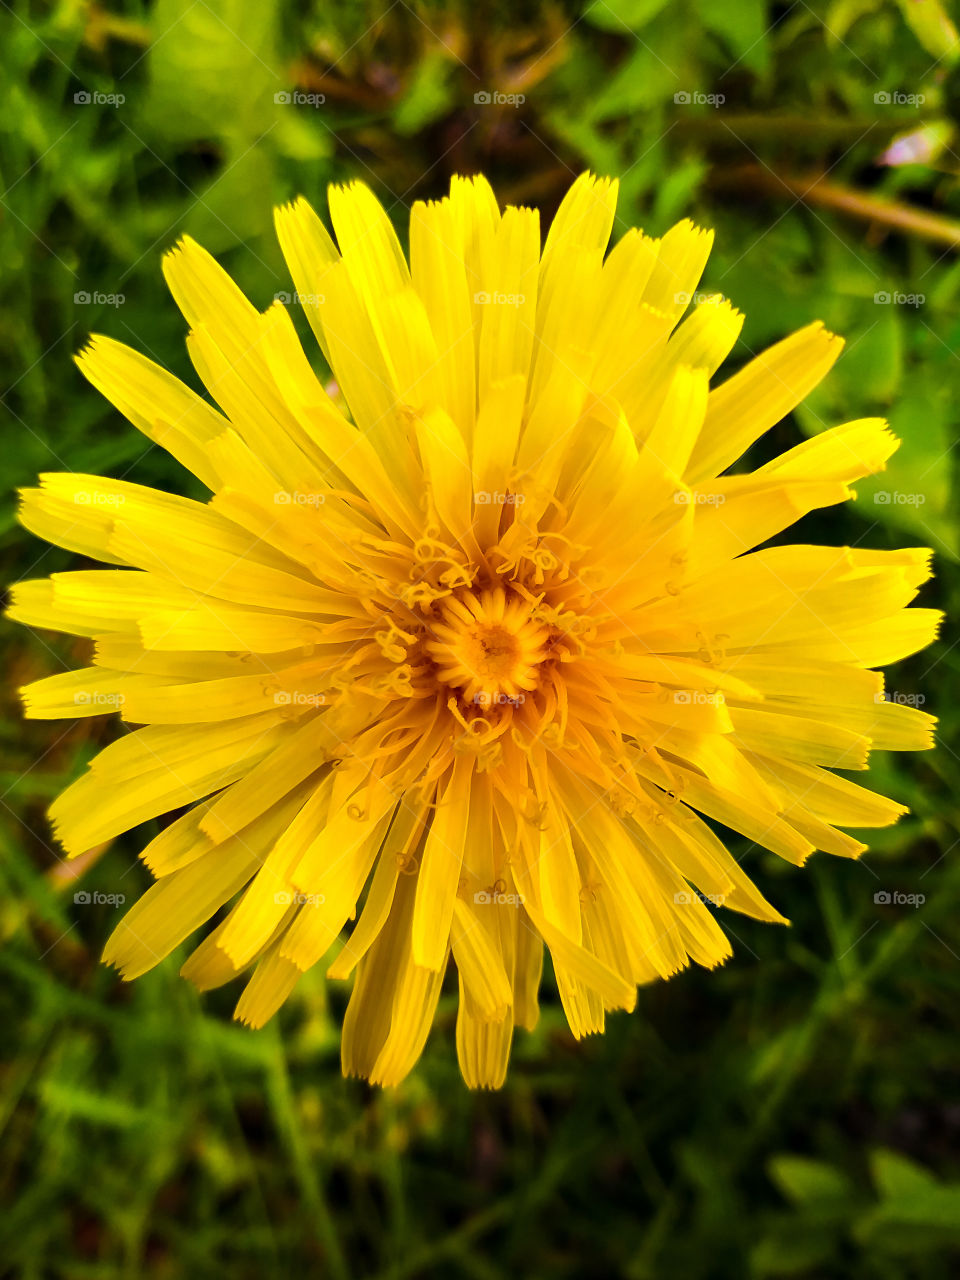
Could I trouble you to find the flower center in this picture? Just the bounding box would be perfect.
[424,587,551,706]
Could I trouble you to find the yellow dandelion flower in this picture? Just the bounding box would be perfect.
[11,173,940,1089]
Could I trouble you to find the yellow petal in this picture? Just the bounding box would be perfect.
[411,755,474,969]
[102,794,300,979]
[450,897,513,1020]
[685,322,844,484]
[456,990,513,1089]
[75,337,225,489]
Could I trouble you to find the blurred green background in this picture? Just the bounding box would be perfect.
[2,1,959,1276]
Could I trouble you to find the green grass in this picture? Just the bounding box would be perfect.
[2,1,960,1276]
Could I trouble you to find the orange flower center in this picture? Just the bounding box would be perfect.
[424,587,551,706]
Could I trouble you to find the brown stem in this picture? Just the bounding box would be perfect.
[715,164,960,250]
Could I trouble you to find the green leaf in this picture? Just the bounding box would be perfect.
[834,305,903,405]
[856,1190,960,1249]
[583,0,672,34]
[652,156,707,223]
[585,15,696,122]
[697,0,772,76]
[40,1081,162,1130]
[750,1224,839,1275]
[184,141,277,250]
[273,111,334,162]
[394,50,456,136]
[585,43,676,120]
[825,0,885,48]
[145,0,282,142]
[852,1149,960,1246]
[895,0,960,63]
[852,378,957,558]
[545,110,629,181]
[871,1148,939,1199]
[769,1155,855,1205]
